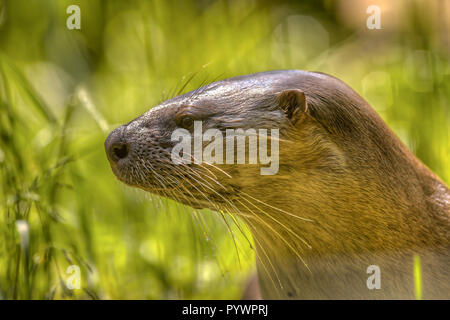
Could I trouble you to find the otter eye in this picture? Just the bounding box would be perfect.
[180,116,194,129]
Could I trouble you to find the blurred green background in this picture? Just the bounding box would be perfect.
[0,0,448,299]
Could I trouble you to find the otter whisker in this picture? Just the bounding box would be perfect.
[171,162,254,252]
[163,169,204,207]
[184,164,229,191]
[173,172,249,262]
[192,209,227,278]
[185,153,223,180]
[181,151,233,180]
[217,210,243,269]
[219,207,254,250]
[180,175,218,210]
[238,195,312,250]
[201,162,233,179]
[169,162,219,191]
[168,74,188,101]
[161,160,241,216]
[138,158,169,190]
[160,149,225,184]
[176,72,200,97]
[137,158,191,211]
[188,73,222,101]
[162,162,258,255]
[157,162,223,216]
[149,171,191,209]
[182,174,246,224]
[241,191,314,222]
[235,198,311,273]
[240,215,284,292]
[162,163,221,203]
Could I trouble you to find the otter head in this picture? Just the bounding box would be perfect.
[104,71,327,212]
[106,70,450,300]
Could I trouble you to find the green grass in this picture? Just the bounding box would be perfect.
[0,51,254,299]
[0,0,448,299]
[413,255,422,300]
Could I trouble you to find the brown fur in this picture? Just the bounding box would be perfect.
[105,70,450,299]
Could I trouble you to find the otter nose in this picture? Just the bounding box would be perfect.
[105,127,129,162]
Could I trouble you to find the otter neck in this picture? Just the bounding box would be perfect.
[234,150,449,299]
[239,162,443,255]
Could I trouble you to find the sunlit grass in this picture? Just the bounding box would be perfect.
[413,255,422,300]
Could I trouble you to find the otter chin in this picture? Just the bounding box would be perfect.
[105,70,450,299]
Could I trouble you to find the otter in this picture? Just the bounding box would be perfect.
[105,70,450,299]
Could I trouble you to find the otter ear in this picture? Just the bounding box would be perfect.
[276,89,308,124]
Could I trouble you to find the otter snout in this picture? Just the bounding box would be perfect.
[105,126,129,163]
